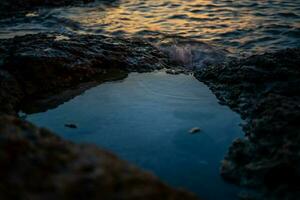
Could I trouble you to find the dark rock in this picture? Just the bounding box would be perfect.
[195,48,300,199]
[0,115,198,200]
[65,123,77,129]
[189,127,201,134]
[0,70,23,115]
[0,33,170,113]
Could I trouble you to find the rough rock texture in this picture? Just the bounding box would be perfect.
[0,33,170,114]
[195,48,300,199]
[0,116,198,200]
[0,70,23,114]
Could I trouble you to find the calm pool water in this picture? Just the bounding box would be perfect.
[26,72,244,200]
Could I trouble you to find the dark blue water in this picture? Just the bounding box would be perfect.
[26,72,244,200]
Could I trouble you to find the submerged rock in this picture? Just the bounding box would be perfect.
[189,127,201,134]
[195,48,300,199]
[65,123,78,129]
[0,116,198,200]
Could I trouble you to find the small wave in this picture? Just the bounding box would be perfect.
[218,28,253,37]
[168,3,181,8]
[53,17,83,30]
[283,29,300,38]
[156,37,226,69]
[189,9,205,14]
[205,4,219,8]
[263,29,283,35]
[277,12,299,18]
[189,17,220,22]
[135,30,161,36]
[254,12,267,17]
[168,14,189,20]
[111,30,126,36]
[240,36,277,48]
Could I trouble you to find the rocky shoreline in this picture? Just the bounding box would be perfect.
[0,9,299,198]
[195,48,300,199]
[0,33,171,114]
[0,33,200,199]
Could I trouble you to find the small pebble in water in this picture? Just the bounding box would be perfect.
[166,69,181,75]
[65,123,77,129]
[25,12,39,17]
[189,127,201,134]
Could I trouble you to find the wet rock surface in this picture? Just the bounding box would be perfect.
[195,48,300,199]
[0,33,170,113]
[0,115,198,200]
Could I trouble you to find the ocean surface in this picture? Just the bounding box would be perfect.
[26,72,244,200]
[0,0,299,55]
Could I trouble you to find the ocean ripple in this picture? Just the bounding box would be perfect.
[0,0,299,55]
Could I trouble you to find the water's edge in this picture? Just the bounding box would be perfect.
[24,71,244,200]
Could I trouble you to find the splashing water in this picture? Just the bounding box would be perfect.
[157,37,227,68]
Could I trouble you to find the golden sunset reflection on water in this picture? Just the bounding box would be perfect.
[63,0,299,53]
[0,0,299,54]
[76,0,255,38]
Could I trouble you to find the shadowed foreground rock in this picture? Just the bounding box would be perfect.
[0,116,198,200]
[0,33,170,114]
[195,48,300,199]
